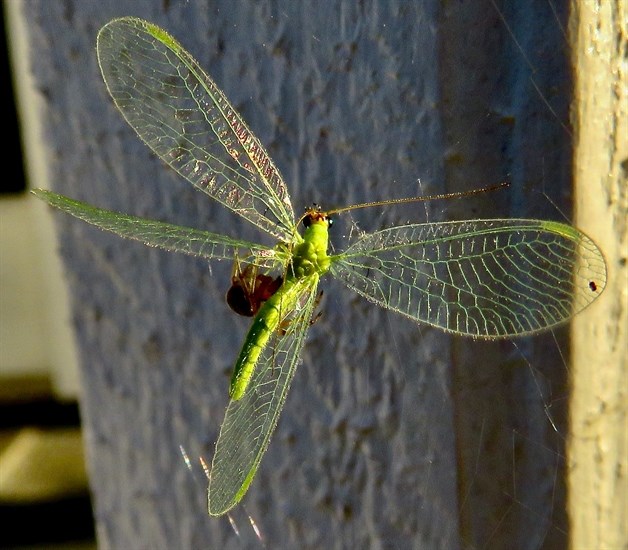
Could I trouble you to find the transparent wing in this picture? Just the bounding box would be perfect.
[33,189,286,267]
[96,17,295,241]
[208,276,320,516]
[330,219,606,337]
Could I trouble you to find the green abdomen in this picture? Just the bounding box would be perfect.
[228,217,330,400]
[229,277,314,400]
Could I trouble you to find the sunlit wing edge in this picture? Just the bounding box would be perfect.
[96,17,296,242]
[33,189,284,266]
[329,219,606,338]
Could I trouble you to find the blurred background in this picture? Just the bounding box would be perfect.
[0,2,94,548]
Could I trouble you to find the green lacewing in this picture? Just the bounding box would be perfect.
[33,17,607,516]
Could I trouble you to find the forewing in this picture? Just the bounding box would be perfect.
[330,219,606,337]
[33,189,285,268]
[96,17,295,241]
[208,276,320,516]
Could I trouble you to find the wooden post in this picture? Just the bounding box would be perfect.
[570,1,627,548]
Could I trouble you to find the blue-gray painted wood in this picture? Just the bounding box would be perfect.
[23,0,571,547]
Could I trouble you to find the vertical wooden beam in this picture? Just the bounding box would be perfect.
[570,1,627,548]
